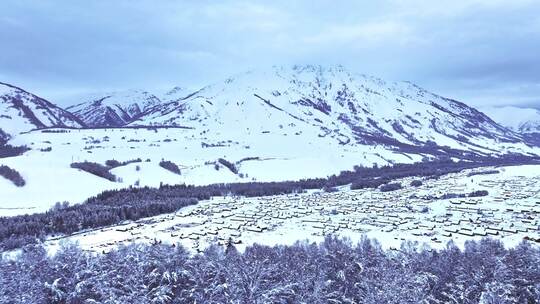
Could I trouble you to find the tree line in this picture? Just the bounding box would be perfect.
[0,165,25,187]
[105,158,142,169]
[0,143,29,158]
[0,237,538,303]
[0,197,197,251]
[70,161,117,182]
[159,160,181,175]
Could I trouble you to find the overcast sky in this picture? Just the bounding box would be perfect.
[1,0,539,108]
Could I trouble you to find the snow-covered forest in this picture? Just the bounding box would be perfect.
[1,237,538,303]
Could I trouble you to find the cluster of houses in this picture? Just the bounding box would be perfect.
[60,167,539,253]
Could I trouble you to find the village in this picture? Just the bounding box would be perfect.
[47,165,540,253]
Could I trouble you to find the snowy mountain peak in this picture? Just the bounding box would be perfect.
[130,65,529,158]
[0,82,84,142]
[66,90,162,127]
[3,66,534,160]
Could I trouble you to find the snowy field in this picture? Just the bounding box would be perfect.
[43,165,540,254]
[0,127,423,216]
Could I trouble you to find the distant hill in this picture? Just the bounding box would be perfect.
[65,90,163,127]
[0,82,84,141]
[481,106,540,134]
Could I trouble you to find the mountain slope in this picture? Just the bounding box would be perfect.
[160,86,189,103]
[0,82,84,141]
[131,65,531,158]
[66,90,162,127]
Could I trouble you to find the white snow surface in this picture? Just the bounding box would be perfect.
[0,127,424,215]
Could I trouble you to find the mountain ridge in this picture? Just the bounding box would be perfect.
[65,90,163,127]
[128,65,531,157]
[1,65,538,161]
[0,81,85,141]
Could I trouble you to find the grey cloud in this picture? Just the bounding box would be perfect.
[1,0,539,109]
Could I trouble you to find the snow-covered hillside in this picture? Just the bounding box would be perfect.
[2,66,540,215]
[481,106,540,134]
[160,86,190,103]
[2,126,423,215]
[0,82,84,141]
[66,90,162,127]
[132,65,531,157]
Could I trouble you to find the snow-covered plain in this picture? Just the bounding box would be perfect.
[0,127,424,216]
[42,165,540,254]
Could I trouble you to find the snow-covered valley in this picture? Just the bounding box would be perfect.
[2,66,540,216]
[41,164,540,254]
[4,1,540,301]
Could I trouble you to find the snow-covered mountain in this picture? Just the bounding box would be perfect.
[481,106,540,134]
[0,82,84,142]
[66,90,162,127]
[160,86,190,102]
[3,67,540,214]
[131,65,528,157]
